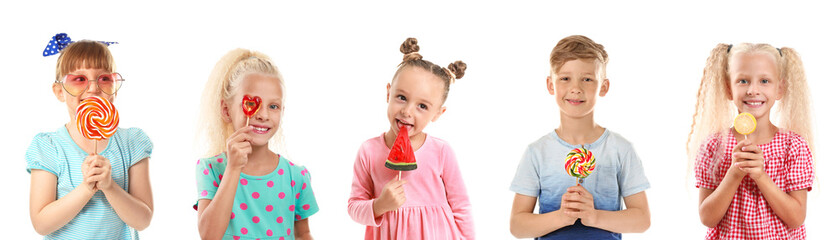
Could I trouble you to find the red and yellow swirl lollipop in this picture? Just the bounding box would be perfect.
[565,146,596,184]
[76,96,119,153]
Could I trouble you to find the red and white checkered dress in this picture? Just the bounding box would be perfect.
[695,129,814,240]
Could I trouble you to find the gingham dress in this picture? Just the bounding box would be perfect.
[695,130,814,240]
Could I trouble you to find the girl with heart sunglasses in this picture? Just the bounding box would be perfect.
[26,39,154,239]
[194,49,319,240]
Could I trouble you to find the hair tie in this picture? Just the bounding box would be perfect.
[43,33,118,57]
[727,44,733,53]
[776,48,783,57]
[445,68,457,84]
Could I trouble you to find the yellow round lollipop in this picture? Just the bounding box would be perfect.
[734,112,756,135]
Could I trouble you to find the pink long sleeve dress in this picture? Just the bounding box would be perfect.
[348,134,475,240]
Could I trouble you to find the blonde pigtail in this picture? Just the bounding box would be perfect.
[776,47,813,148]
[687,44,736,176]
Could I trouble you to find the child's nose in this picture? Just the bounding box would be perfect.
[747,82,760,96]
[400,105,412,117]
[84,78,100,94]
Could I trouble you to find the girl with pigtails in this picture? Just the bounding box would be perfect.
[688,43,815,239]
[347,38,475,239]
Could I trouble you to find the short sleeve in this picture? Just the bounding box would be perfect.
[293,165,319,220]
[127,128,153,166]
[617,143,650,197]
[195,157,221,205]
[695,137,721,189]
[509,146,540,197]
[784,136,814,192]
[25,133,60,176]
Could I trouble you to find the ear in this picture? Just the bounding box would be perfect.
[546,75,555,95]
[52,83,66,102]
[386,83,392,103]
[599,78,610,97]
[220,99,232,123]
[431,106,446,122]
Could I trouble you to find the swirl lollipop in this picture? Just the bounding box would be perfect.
[565,145,596,184]
[76,96,119,154]
[242,95,262,126]
[734,112,756,140]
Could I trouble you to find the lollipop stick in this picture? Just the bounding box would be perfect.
[94,140,98,155]
[246,118,250,127]
[398,171,402,181]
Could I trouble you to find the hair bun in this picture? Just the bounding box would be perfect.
[401,37,422,61]
[447,61,467,80]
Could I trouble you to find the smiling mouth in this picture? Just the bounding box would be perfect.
[251,125,271,134]
[744,101,765,108]
[566,99,585,105]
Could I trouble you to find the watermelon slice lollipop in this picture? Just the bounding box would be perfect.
[386,125,417,179]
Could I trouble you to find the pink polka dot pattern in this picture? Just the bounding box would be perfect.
[302,204,310,210]
[302,182,307,190]
[203,169,209,175]
[233,236,240,240]
[278,169,284,175]
[266,205,273,212]
[295,215,301,220]
[240,203,248,210]
[217,158,223,163]
[267,181,274,187]
[208,163,213,168]
[213,181,219,187]
[196,160,200,165]
[267,229,273,236]
[231,212,235,219]
[296,193,300,199]
[241,227,248,235]
[278,192,286,199]
[240,179,248,185]
[252,192,260,199]
[219,174,223,180]
[289,205,295,211]
[276,216,283,223]
[252,216,260,223]
[291,180,296,187]
[201,190,208,196]
[287,228,291,235]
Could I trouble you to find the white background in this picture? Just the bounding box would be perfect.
[2,1,837,239]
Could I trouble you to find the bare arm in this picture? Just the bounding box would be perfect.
[28,169,96,235]
[98,158,154,230]
[509,193,575,238]
[295,218,313,240]
[196,168,242,240]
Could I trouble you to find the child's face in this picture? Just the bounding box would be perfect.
[547,59,609,119]
[223,74,284,146]
[386,67,446,138]
[728,53,782,121]
[53,68,116,120]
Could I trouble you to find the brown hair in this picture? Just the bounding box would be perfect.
[392,38,466,102]
[55,40,115,81]
[549,35,608,79]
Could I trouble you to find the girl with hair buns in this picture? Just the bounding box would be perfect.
[348,38,475,239]
[689,43,815,239]
[194,49,318,240]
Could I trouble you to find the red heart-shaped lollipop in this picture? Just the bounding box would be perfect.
[242,95,262,117]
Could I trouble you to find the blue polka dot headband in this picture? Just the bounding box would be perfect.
[42,33,118,57]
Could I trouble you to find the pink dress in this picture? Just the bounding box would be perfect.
[348,134,475,240]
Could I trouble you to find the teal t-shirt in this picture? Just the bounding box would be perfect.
[195,153,319,240]
[26,126,153,240]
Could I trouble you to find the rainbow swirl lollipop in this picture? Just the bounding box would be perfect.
[76,96,119,141]
[565,146,596,184]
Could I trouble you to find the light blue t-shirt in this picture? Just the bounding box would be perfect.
[510,129,649,240]
[25,126,153,240]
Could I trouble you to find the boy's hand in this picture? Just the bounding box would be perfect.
[733,139,767,181]
[563,185,599,226]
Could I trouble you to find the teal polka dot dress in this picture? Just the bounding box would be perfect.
[195,153,319,240]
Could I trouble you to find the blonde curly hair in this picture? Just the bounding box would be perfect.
[686,43,814,183]
[196,49,286,158]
